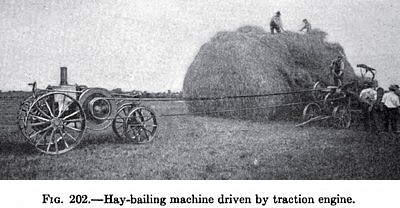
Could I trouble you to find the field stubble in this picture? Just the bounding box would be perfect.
[0,93,400,179]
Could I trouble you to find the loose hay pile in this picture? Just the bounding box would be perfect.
[183,26,356,121]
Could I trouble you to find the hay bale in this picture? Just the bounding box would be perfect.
[183,26,356,121]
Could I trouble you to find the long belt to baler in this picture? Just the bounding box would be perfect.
[87,90,346,119]
[33,88,346,119]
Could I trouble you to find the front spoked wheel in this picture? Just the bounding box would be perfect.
[24,92,86,155]
[124,106,157,144]
[112,103,135,141]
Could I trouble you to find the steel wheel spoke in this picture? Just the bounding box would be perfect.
[47,128,56,152]
[143,128,153,136]
[34,127,51,145]
[64,125,83,132]
[44,100,55,117]
[35,128,49,146]
[127,123,144,127]
[30,115,50,122]
[143,124,157,128]
[63,118,83,123]
[58,99,73,117]
[64,138,70,148]
[64,131,77,142]
[29,125,52,139]
[54,134,59,154]
[62,110,80,120]
[30,121,50,127]
[58,129,69,149]
[135,110,143,122]
[33,105,51,119]
[144,116,154,122]
[123,107,128,116]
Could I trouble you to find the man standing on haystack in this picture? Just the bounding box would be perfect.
[382,85,400,135]
[330,55,345,86]
[300,19,312,32]
[270,11,284,34]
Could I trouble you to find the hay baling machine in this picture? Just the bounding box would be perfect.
[18,67,157,155]
[297,64,378,128]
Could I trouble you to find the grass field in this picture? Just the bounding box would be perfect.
[1,92,400,179]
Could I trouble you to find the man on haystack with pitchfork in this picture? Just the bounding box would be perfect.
[270,11,284,34]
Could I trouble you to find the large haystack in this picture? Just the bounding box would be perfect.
[183,26,356,120]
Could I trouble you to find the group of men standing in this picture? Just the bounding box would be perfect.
[360,83,400,135]
[269,11,311,34]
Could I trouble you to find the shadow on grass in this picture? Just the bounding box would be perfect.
[0,129,137,156]
[77,131,148,146]
[0,141,38,155]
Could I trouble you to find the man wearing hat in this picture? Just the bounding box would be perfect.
[395,85,400,97]
[330,55,345,87]
[381,85,400,134]
[270,11,284,34]
[359,81,377,132]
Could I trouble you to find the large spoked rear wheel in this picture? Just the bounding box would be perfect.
[23,92,86,155]
[124,106,157,144]
[332,105,351,128]
[112,103,135,141]
[302,102,321,121]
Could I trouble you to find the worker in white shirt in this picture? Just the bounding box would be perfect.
[270,11,284,34]
[381,85,400,134]
[359,81,377,132]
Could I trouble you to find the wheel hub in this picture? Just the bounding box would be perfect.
[51,117,63,128]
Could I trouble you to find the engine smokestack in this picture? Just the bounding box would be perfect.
[60,67,68,85]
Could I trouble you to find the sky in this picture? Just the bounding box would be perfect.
[1,0,400,92]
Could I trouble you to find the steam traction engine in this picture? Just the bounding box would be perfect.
[18,67,157,155]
